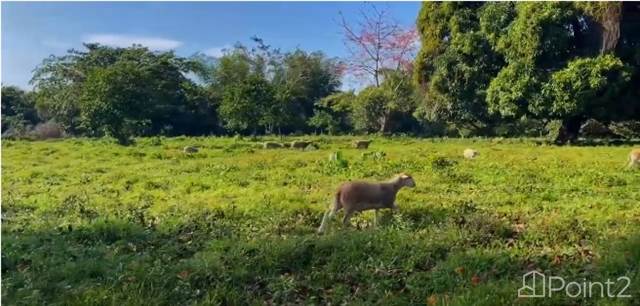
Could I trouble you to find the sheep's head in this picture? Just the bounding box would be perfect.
[397,173,416,188]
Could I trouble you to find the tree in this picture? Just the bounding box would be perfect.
[79,62,153,143]
[210,39,343,134]
[31,44,214,140]
[414,3,502,134]
[538,55,632,132]
[309,91,356,134]
[219,74,275,134]
[340,4,418,86]
[273,50,343,131]
[420,32,503,133]
[414,1,640,142]
[352,86,389,132]
[1,85,40,136]
[352,70,416,133]
[413,2,484,87]
[486,2,637,142]
[576,2,623,54]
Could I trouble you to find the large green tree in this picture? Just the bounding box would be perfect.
[1,85,40,135]
[414,2,502,134]
[210,39,342,134]
[274,50,342,131]
[414,1,640,142]
[219,74,276,134]
[31,44,215,140]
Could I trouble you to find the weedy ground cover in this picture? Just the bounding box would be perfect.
[2,136,639,305]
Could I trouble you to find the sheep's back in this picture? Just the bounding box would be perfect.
[338,182,394,209]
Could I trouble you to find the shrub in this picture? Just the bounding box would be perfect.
[609,121,640,139]
[1,117,31,139]
[545,120,564,143]
[31,121,65,140]
[579,119,612,138]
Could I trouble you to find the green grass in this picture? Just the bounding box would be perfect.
[2,136,639,305]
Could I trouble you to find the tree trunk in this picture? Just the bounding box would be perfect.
[600,4,621,54]
[555,117,583,145]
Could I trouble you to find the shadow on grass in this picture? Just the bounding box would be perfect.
[2,206,639,305]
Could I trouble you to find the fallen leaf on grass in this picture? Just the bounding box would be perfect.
[471,275,481,286]
[427,294,437,305]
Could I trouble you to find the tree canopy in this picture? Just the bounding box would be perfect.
[414,1,640,142]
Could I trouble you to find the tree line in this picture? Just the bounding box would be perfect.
[2,2,639,144]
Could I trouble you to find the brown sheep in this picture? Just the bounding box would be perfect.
[183,146,199,154]
[263,142,284,149]
[317,173,416,233]
[354,140,372,149]
[629,148,640,168]
[290,140,311,149]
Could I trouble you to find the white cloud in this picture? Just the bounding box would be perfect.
[84,34,182,50]
[204,45,231,58]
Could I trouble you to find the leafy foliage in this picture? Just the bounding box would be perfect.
[309,92,356,134]
[539,54,632,119]
[422,32,502,131]
[351,70,416,133]
[1,86,40,136]
[415,2,640,142]
[219,74,275,134]
[30,44,213,141]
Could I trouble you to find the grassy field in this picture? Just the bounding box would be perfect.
[2,136,639,305]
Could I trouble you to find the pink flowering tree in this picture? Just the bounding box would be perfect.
[339,5,419,87]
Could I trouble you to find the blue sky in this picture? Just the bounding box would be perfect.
[2,2,420,90]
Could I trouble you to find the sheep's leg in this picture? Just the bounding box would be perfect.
[374,209,379,227]
[342,210,354,227]
[318,208,337,234]
[317,210,330,233]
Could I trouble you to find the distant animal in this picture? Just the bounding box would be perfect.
[304,143,319,151]
[183,146,199,154]
[463,148,479,159]
[263,142,283,149]
[317,173,416,233]
[629,148,640,168]
[354,140,372,149]
[290,141,311,149]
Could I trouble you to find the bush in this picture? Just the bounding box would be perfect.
[31,121,65,140]
[545,120,564,143]
[609,121,640,139]
[579,119,612,138]
[1,117,31,139]
[494,117,547,137]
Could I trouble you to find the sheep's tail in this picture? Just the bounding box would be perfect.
[318,191,341,234]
